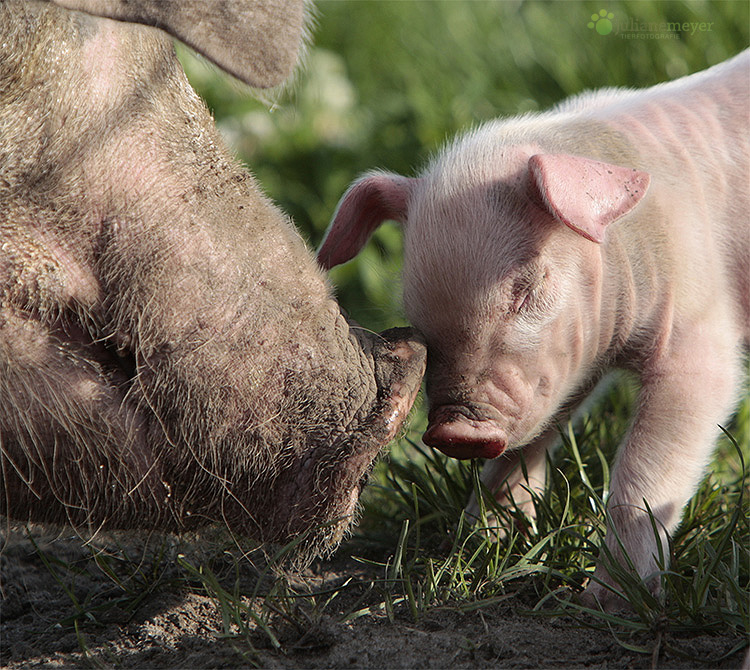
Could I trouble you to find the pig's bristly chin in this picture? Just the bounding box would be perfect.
[422,424,507,460]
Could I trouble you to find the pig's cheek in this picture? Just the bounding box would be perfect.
[0,307,160,481]
[1,224,102,313]
[2,309,110,426]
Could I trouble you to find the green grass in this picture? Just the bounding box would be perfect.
[350,379,749,636]
[31,377,749,666]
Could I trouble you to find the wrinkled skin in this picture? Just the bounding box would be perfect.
[0,0,426,554]
[318,51,749,606]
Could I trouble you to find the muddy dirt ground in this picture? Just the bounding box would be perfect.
[1,525,746,669]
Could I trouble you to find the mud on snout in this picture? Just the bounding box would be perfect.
[255,327,427,561]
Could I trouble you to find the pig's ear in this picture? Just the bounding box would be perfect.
[317,172,416,270]
[51,0,307,88]
[527,154,650,243]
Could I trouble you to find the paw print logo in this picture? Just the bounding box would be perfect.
[588,9,614,35]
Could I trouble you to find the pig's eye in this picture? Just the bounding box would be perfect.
[510,279,534,313]
[513,291,532,313]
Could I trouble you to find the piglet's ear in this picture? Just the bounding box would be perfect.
[527,154,650,243]
[317,172,416,270]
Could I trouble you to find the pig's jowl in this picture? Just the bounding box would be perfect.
[319,51,750,607]
[0,0,426,554]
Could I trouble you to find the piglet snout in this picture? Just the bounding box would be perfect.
[423,404,507,459]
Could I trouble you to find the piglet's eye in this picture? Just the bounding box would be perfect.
[511,267,550,314]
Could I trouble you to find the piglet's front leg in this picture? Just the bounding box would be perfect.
[582,318,743,610]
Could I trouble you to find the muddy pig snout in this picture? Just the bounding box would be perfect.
[423,403,508,459]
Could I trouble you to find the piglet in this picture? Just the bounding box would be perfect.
[318,50,750,607]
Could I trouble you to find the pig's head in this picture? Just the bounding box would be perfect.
[1,0,426,555]
[318,131,649,460]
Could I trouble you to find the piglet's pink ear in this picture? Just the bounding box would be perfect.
[528,154,650,243]
[317,172,416,270]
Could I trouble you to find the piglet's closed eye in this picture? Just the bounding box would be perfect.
[527,154,650,243]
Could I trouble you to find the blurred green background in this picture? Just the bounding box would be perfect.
[181,0,748,333]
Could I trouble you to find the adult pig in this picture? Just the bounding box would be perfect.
[0,0,426,555]
[318,51,749,605]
